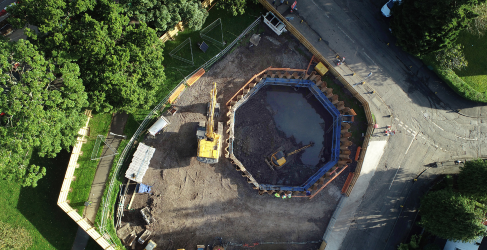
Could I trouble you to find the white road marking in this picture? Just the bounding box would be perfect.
[431,121,444,131]
[456,136,478,141]
[310,0,329,18]
[362,52,377,65]
[389,165,401,190]
[337,26,355,43]
[405,132,417,154]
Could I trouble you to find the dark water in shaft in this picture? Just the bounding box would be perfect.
[265,86,325,166]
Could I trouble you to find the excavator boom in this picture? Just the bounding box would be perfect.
[206,83,217,139]
[286,142,315,157]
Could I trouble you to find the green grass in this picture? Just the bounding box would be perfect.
[0,150,79,250]
[454,31,487,93]
[161,2,264,100]
[422,30,487,103]
[321,75,367,146]
[67,112,113,216]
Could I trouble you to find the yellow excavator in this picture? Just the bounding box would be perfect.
[196,83,223,164]
[265,142,315,170]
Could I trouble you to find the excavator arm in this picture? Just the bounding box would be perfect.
[206,83,217,140]
[286,142,315,157]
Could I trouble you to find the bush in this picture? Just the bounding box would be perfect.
[429,64,487,103]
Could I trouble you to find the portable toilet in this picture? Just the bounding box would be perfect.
[148,116,170,136]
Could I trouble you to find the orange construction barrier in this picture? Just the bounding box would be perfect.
[168,84,186,104]
[309,165,348,199]
[341,172,354,194]
[187,68,205,86]
[355,146,361,161]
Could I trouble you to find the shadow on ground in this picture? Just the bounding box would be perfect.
[17,149,79,249]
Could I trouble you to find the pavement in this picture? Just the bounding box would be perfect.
[265,0,487,249]
[323,140,388,249]
[72,113,128,250]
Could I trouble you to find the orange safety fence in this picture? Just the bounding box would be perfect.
[226,67,270,106]
[354,146,361,161]
[341,172,354,194]
[187,68,205,86]
[309,165,348,199]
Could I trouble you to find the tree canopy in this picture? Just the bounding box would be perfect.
[8,0,165,113]
[217,0,258,16]
[390,0,480,56]
[0,39,88,187]
[458,159,487,201]
[419,189,487,241]
[120,0,209,34]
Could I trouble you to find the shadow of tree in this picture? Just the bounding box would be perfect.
[17,149,79,249]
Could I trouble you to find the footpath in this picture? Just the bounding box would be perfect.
[72,113,128,250]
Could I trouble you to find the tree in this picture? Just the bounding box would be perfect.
[397,234,420,250]
[121,0,208,34]
[217,0,258,16]
[468,2,487,36]
[419,189,487,241]
[435,44,468,70]
[218,0,247,16]
[8,0,165,113]
[0,39,88,187]
[458,159,487,201]
[0,221,32,249]
[390,0,479,56]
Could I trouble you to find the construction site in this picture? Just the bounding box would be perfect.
[116,21,359,250]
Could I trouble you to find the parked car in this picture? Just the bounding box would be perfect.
[0,24,13,36]
[381,0,400,17]
[0,2,17,18]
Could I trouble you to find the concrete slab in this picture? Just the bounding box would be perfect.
[323,140,388,250]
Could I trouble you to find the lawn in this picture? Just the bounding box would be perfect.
[0,150,79,250]
[454,31,487,94]
[67,112,113,216]
[161,2,265,100]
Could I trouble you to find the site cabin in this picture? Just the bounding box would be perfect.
[147,115,170,136]
[263,12,287,35]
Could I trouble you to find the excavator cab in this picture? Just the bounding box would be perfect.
[266,142,314,170]
[271,151,286,167]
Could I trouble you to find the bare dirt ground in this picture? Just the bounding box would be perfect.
[118,24,348,250]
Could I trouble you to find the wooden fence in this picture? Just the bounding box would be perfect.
[258,0,375,197]
[58,110,116,250]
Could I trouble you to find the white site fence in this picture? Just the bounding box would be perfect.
[97,16,262,246]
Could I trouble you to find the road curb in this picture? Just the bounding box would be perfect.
[322,196,348,243]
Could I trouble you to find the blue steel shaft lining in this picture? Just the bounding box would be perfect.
[231,78,341,191]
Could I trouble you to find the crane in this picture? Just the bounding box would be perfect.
[196,83,223,164]
[266,142,315,170]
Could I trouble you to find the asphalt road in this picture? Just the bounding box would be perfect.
[267,0,487,249]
